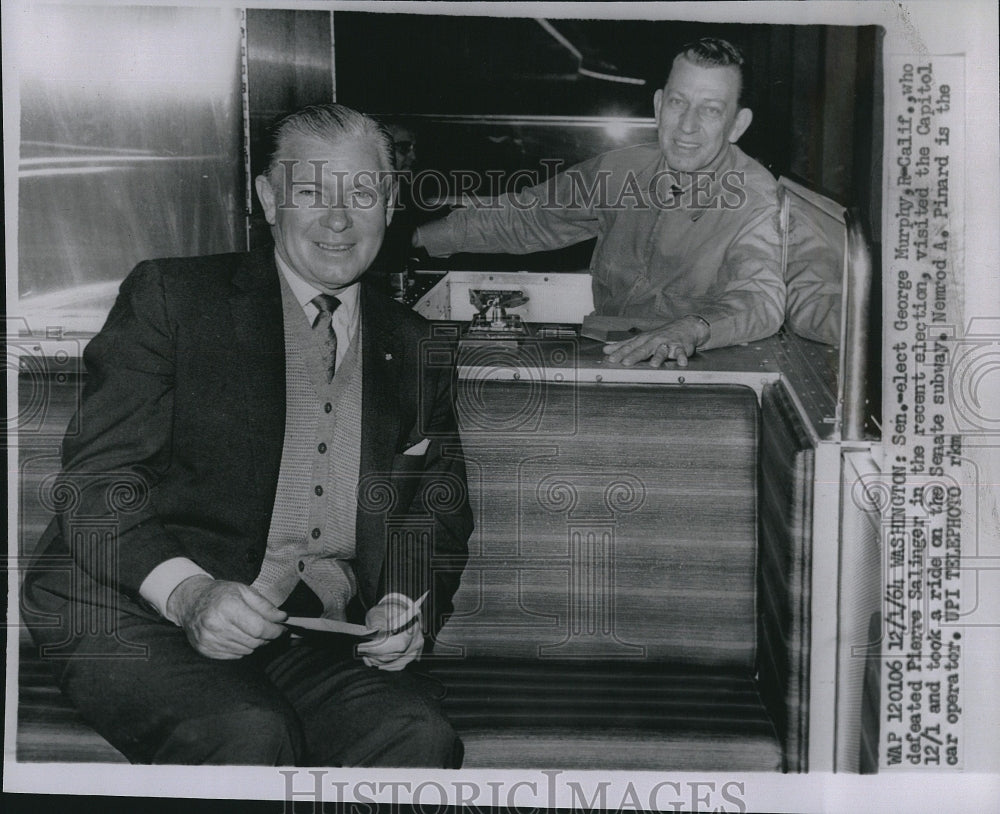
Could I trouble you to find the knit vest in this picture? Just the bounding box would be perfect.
[250,273,363,620]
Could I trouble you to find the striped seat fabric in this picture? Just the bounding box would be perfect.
[427,659,781,770]
[430,380,781,770]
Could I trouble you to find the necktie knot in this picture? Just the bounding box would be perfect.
[311,294,341,321]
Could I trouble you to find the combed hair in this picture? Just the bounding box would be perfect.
[673,37,750,108]
[264,103,396,180]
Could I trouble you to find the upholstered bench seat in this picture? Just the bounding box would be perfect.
[428,659,782,770]
[15,370,808,771]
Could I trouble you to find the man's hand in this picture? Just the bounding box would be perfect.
[356,595,424,671]
[166,575,288,660]
[602,316,711,368]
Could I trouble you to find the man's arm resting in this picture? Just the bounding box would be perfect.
[690,203,786,349]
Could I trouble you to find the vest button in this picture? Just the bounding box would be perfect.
[318,443,327,454]
[314,485,324,496]
[245,550,255,563]
[324,402,332,413]
[311,528,321,539]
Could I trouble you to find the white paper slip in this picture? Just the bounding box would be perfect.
[284,617,376,636]
[285,591,429,637]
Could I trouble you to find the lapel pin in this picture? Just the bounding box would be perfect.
[384,352,393,361]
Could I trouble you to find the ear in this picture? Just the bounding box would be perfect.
[653,88,663,119]
[728,108,753,143]
[255,175,277,225]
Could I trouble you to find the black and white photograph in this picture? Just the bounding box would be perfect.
[3,2,998,812]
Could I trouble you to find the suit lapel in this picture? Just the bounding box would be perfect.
[230,248,286,512]
[356,282,403,605]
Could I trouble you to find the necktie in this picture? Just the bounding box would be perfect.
[311,294,341,382]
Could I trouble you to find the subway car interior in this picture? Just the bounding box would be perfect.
[13,8,885,772]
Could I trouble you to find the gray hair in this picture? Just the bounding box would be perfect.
[264,103,396,180]
[672,37,750,108]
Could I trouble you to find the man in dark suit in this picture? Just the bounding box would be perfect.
[22,104,473,766]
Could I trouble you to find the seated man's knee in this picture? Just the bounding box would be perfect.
[155,706,303,765]
[409,706,463,768]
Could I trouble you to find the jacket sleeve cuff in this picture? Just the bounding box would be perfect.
[691,308,732,350]
[139,557,214,624]
[414,220,458,258]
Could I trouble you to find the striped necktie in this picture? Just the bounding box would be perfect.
[311,294,341,382]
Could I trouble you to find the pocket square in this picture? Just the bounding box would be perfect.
[403,438,431,456]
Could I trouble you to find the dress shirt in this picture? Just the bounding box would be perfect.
[275,255,361,368]
[138,253,361,622]
[416,142,785,350]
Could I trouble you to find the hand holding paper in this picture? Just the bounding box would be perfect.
[356,592,428,671]
[168,576,287,660]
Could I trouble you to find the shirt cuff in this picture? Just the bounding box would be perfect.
[413,221,456,258]
[685,314,712,348]
[139,557,214,624]
[379,592,419,615]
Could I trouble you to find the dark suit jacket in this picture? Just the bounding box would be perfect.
[25,247,472,643]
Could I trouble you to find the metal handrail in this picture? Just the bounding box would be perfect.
[842,210,875,442]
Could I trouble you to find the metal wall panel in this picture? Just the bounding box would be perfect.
[16,5,244,324]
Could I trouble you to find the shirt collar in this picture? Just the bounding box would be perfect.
[274,251,361,327]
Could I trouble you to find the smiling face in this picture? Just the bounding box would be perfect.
[653,55,752,173]
[255,134,392,293]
